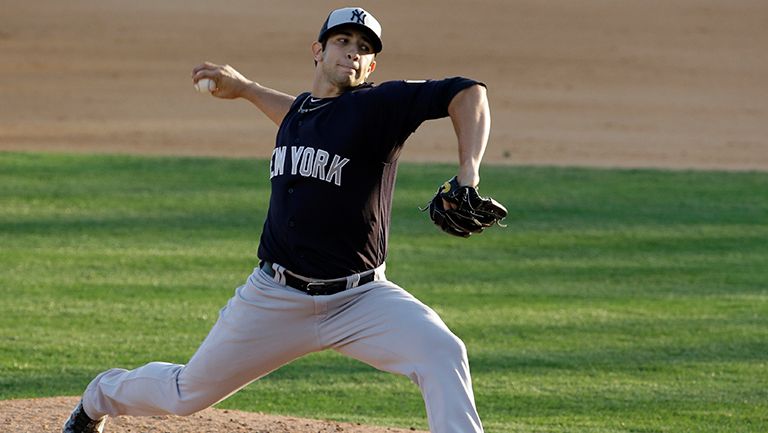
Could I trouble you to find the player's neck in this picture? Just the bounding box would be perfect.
[312,68,359,98]
[311,78,344,99]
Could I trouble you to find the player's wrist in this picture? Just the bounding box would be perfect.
[234,79,258,99]
[456,170,480,188]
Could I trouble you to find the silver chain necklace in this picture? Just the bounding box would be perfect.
[297,95,335,113]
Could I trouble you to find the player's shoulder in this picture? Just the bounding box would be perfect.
[372,79,432,90]
[347,80,430,100]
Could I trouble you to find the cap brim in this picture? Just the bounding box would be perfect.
[320,23,382,53]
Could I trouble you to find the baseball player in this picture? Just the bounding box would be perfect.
[63,7,505,433]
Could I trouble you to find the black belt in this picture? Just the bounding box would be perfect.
[260,262,375,296]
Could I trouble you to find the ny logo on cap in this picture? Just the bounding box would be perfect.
[351,9,366,24]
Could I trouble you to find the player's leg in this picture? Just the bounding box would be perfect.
[321,281,483,433]
[80,269,321,419]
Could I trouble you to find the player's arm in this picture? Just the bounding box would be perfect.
[192,62,295,126]
[447,84,490,187]
[426,84,506,237]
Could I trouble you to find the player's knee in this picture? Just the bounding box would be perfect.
[170,402,207,417]
[424,330,468,367]
[169,393,217,417]
[170,369,223,416]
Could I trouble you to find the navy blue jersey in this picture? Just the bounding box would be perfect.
[258,77,482,278]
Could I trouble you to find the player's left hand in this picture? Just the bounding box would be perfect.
[423,176,508,237]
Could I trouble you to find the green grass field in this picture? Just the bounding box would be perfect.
[1,152,766,433]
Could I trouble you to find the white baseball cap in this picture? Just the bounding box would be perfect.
[318,7,383,53]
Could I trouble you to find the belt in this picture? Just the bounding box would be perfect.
[260,261,375,296]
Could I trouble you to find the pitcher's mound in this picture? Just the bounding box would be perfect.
[1,396,427,433]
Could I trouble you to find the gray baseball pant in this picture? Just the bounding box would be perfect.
[82,265,484,433]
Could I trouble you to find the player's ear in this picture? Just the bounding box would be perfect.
[311,41,323,64]
[365,60,376,77]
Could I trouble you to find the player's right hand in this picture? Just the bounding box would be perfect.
[191,62,253,99]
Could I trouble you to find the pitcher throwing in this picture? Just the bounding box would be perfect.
[63,7,505,433]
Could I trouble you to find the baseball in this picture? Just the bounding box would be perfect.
[194,78,215,93]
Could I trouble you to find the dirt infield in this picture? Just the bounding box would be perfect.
[0,397,428,433]
[1,0,766,170]
[1,1,766,432]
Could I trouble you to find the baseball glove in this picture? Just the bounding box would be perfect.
[423,176,508,237]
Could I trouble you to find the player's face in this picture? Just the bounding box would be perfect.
[317,29,376,89]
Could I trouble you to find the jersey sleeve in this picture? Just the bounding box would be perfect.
[379,77,485,138]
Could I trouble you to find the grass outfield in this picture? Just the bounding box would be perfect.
[1,152,767,432]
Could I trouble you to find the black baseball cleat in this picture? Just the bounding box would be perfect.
[62,400,107,433]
